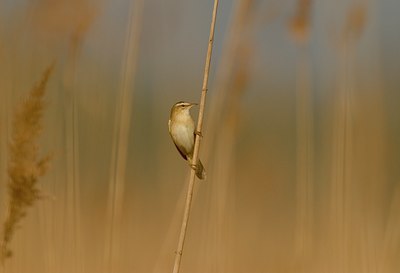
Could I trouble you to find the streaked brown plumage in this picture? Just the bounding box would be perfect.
[168,101,206,180]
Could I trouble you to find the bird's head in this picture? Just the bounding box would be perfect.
[170,101,197,118]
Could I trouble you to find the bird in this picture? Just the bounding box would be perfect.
[168,101,206,180]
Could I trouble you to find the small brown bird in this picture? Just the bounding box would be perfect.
[168,101,206,180]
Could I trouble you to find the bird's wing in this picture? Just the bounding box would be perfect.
[174,142,188,161]
[169,118,188,160]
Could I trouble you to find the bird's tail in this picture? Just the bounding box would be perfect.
[188,157,206,180]
[196,160,206,180]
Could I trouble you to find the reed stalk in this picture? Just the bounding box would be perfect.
[104,0,144,271]
[172,0,219,272]
[289,1,314,268]
[198,1,255,271]
[329,4,367,271]
[60,4,96,272]
[63,35,84,273]
[294,51,314,268]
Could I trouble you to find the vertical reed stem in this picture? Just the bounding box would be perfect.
[172,0,219,272]
[105,0,144,271]
[294,49,314,265]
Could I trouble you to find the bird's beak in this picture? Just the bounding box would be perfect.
[189,103,198,108]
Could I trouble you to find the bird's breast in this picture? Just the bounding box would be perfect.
[170,119,195,155]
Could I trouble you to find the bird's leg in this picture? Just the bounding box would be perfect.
[194,130,203,138]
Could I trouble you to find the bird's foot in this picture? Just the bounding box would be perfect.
[194,130,203,138]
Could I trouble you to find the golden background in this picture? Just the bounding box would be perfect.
[0,0,399,272]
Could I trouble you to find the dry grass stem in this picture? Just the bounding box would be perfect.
[289,1,315,267]
[172,0,219,272]
[328,5,368,271]
[104,0,144,271]
[0,65,53,264]
[60,4,96,272]
[294,52,314,268]
[199,0,255,271]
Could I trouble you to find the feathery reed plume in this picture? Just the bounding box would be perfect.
[30,0,97,49]
[342,4,367,43]
[172,0,219,272]
[289,0,312,44]
[0,65,53,263]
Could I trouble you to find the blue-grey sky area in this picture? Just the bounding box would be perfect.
[1,0,399,98]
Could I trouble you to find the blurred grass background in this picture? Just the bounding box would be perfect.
[0,0,399,272]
